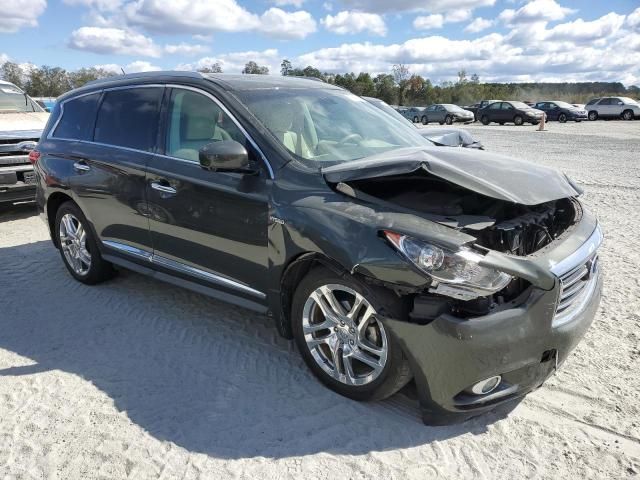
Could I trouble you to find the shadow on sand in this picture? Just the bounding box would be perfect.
[0,240,520,459]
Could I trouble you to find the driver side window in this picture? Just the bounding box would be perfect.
[166,89,247,162]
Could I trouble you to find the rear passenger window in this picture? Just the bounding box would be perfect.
[52,93,100,141]
[94,87,162,152]
[165,89,248,162]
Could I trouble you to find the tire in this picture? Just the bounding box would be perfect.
[481,115,490,125]
[588,111,598,121]
[498,122,505,125]
[622,109,634,121]
[413,116,419,123]
[291,266,412,402]
[421,116,428,125]
[445,115,453,125]
[514,115,523,126]
[559,113,567,123]
[54,201,115,285]
[438,121,444,125]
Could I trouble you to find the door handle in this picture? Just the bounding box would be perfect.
[73,161,90,172]
[150,181,177,195]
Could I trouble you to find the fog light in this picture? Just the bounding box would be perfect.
[467,375,502,395]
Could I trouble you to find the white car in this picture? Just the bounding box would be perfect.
[586,96,640,121]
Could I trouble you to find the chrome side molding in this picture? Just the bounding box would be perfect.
[102,240,265,299]
[550,224,603,276]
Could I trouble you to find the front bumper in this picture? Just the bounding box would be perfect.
[0,165,36,204]
[383,224,603,425]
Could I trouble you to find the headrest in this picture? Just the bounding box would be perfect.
[181,93,216,141]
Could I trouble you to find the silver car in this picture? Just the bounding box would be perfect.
[586,96,640,121]
[423,104,475,125]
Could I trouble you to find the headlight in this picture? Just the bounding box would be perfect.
[384,231,512,299]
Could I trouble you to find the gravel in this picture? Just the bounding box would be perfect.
[1,120,639,479]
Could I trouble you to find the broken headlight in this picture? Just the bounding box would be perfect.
[384,231,512,299]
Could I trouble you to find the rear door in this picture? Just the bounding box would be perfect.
[68,86,163,255]
[596,98,612,116]
[146,86,270,300]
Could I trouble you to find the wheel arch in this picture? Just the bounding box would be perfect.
[46,191,75,248]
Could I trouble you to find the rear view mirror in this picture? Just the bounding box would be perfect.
[199,140,252,173]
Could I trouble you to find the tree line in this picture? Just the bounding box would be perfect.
[2,58,638,106]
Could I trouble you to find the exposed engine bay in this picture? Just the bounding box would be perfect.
[340,172,581,320]
[349,173,578,256]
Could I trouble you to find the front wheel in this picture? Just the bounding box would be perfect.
[421,116,428,125]
[55,201,115,284]
[588,111,598,121]
[514,115,524,126]
[292,267,411,401]
[481,115,490,125]
[413,116,419,123]
[445,115,453,125]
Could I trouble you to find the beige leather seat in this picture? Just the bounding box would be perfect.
[255,101,312,158]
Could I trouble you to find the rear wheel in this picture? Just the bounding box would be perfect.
[588,111,598,121]
[292,267,411,401]
[421,116,428,125]
[514,115,523,126]
[622,109,634,121]
[481,115,490,125]
[55,202,114,284]
[413,116,419,123]
[445,115,453,125]
[559,113,567,123]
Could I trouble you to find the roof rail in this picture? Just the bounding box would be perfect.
[84,70,204,87]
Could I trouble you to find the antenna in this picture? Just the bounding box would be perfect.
[121,67,126,75]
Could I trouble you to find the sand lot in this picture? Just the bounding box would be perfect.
[1,121,639,479]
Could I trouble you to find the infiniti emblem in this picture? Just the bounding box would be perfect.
[17,141,38,152]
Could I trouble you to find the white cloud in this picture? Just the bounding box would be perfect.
[68,26,162,57]
[96,60,161,73]
[499,0,575,25]
[337,0,495,14]
[322,11,387,36]
[546,12,626,43]
[63,0,122,10]
[464,17,493,33]
[628,7,640,30]
[259,8,317,39]
[164,43,209,56]
[272,0,305,6]
[445,9,471,23]
[177,49,281,74]
[413,14,444,30]
[1,0,47,33]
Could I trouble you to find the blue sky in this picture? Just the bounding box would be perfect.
[2,0,640,85]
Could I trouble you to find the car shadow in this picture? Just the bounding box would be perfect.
[0,240,519,459]
[0,203,37,222]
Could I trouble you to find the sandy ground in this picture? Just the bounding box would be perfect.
[1,120,639,479]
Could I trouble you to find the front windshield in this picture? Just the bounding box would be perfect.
[237,88,433,163]
[510,101,530,109]
[0,85,41,112]
[443,104,467,112]
[554,101,574,108]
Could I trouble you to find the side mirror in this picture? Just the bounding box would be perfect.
[199,140,252,173]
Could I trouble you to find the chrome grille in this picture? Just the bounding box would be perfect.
[554,254,599,323]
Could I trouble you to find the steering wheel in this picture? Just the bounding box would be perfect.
[338,133,363,145]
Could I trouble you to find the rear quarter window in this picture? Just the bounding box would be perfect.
[52,93,100,141]
[94,87,163,152]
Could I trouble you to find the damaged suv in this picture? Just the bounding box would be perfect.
[35,73,603,424]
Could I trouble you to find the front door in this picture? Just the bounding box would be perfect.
[146,86,270,300]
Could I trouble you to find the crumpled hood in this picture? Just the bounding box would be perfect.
[322,146,582,205]
[418,127,482,148]
[0,112,49,138]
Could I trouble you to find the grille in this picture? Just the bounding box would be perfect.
[554,254,599,322]
[0,139,37,166]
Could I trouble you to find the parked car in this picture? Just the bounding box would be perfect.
[478,101,545,126]
[403,106,427,123]
[585,97,640,121]
[0,80,49,205]
[463,100,501,121]
[422,104,474,125]
[533,101,587,123]
[35,72,603,425]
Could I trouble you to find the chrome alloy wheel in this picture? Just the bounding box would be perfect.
[302,284,388,386]
[59,213,92,276]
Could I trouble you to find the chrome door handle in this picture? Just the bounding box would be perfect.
[73,161,90,172]
[150,181,177,195]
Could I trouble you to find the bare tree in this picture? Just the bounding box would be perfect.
[242,61,269,75]
[197,63,223,73]
[392,64,411,85]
